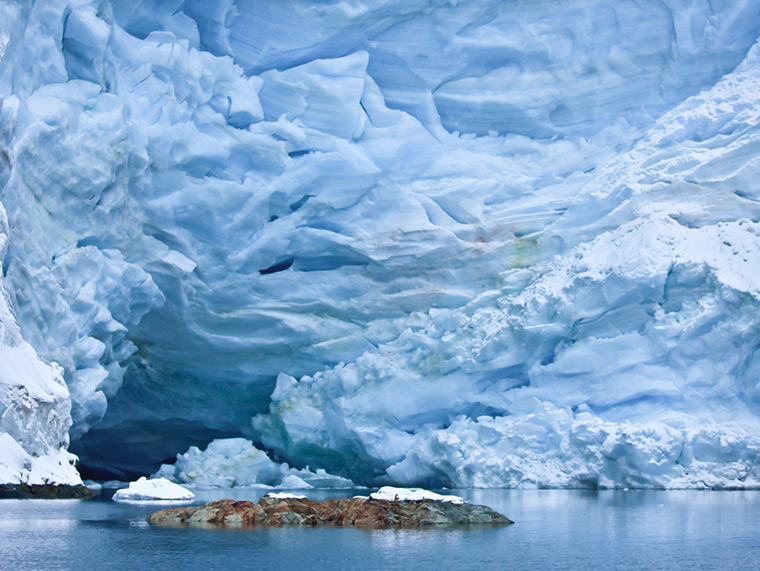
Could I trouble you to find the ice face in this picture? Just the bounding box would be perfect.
[1,0,759,487]
[0,204,81,485]
[254,49,760,487]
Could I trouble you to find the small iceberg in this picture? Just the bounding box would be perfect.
[113,477,195,502]
[366,486,465,504]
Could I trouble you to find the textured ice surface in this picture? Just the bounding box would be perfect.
[0,205,81,485]
[112,476,194,502]
[0,0,759,487]
[154,437,355,489]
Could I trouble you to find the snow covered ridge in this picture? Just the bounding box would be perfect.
[0,0,759,489]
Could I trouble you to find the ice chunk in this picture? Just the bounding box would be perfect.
[154,438,355,489]
[112,477,194,502]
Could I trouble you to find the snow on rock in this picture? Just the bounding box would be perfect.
[112,476,194,502]
[263,492,307,500]
[153,438,355,489]
[0,0,759,488]
[368,486,465,504]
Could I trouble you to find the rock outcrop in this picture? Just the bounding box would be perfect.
[0,483,95,499]
[147,495,512,529]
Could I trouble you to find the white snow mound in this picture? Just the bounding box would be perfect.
[368,486,465,504]
[264,492,307,500]
[112,477,194,502]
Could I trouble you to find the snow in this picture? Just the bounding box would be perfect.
[112,477,194,502]
[264,492,307,500]
[0,0,759,489]
[368,486,465,504]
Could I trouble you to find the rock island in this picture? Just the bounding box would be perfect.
[148,487,513,529]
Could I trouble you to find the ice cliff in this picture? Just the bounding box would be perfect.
[0,204,80,485]
[0,0,759,488]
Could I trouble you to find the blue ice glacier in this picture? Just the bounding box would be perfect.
[1,0,760,487]
[0,204,81,485]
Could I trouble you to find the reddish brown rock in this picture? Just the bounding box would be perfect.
[147,494,513,529]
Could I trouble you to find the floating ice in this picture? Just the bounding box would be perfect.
[112,476,194,502]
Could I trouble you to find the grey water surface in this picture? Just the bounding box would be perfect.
[1,489,758,570]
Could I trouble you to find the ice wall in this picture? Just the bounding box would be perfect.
[0,0,759,486]
[0,204,81,485]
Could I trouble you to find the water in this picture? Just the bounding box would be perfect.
[1,489,758,570]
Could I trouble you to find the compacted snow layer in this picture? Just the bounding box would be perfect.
[0,0,759,487]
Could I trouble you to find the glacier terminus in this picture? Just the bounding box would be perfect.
[1,0,760,490]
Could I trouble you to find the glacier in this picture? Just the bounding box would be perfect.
[0,0,759,488]
[0,204,81,485]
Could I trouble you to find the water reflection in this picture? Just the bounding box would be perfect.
[0,490,758,570]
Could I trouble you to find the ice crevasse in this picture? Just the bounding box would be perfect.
[0,0,759,488]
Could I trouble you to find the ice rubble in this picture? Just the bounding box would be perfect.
[0,0,758,487]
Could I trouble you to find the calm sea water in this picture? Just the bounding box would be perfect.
[1,488,758,570]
